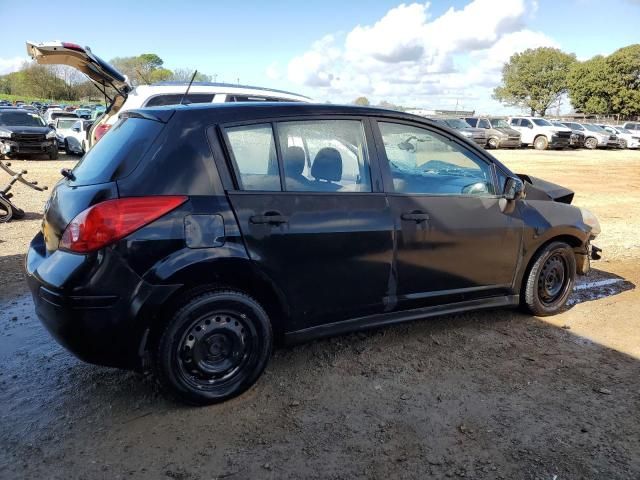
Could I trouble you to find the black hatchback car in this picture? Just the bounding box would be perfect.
[26,103,601,405]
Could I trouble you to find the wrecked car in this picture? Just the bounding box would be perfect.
[26,102,601,405]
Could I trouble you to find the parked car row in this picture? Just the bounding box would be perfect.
[426,115,639,151]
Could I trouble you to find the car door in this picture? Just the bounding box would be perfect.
[371,119,523,311]
[220,117,394,331]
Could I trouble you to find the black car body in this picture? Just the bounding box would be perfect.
[26,103,601,404]
[0,108,58,158]
[552,121,585,148]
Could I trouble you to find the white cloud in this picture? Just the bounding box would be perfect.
[286,0,557,111]
[266,62,282,80]
[0,57,28,75]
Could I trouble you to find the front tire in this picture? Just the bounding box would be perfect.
[584,137,598,150]
[153,290,273,405]
[487,137,499,149]
[48,147,59,160]
[523,241,576,316]
[533,135,549,150]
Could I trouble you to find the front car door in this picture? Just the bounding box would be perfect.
[371,119,523,311]
[220,117,394,331]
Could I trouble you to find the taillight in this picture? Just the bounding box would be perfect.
[62,42,85,52]
[60,196,187,253]
[94,124,111,142]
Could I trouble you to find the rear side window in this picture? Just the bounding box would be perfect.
[144,93,214,107]
[465,118,478,127]
[70,117,164,186]
[226,124,280,191]
[478,119,490,129]
[276,120,372,192]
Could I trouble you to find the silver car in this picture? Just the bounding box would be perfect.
[464,117,521,149]
[431,118,487,147]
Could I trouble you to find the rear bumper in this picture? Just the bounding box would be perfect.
[25,232,178,369]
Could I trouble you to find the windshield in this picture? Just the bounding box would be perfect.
[489,118,510,128]
[613,126,630,134]
[0,111,45,127]
[532,118,552,127]
[444,119,471,129]
[583,124,606,133]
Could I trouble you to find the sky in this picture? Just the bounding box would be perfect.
[1,0,639,113]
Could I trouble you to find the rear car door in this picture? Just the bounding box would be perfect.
[371,119,523,310]
[218,117,394,330]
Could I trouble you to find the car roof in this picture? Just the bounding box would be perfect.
[129,102,438,124]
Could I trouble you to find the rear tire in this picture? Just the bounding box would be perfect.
[153,290,273,405]
[523,241,576,316]
[533,135,548,150]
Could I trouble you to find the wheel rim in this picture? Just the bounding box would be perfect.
[489,138,498,148]
[176,311,257,390]
[535,138,546,149]
[538,253,569,305]
[586,138,597,149]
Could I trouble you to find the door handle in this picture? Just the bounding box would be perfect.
[401,211,430,223]
[250,212,289,225]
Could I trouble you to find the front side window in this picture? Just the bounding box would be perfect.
[477,119,490,129]
[226,124,280,191]
[510,118,520,126]
[276,120,372,192]
[520,119,532,128]
[378,122,495,196]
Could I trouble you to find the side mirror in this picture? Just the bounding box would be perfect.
[527,123,533,129]
[504,177,525,201]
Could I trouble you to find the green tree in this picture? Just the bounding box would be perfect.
[567,44,640,116]
[110,53,172,85]
[493,47,576,116]
[169,68,212,82]
[353,96,370,106]
[567,56,611,114]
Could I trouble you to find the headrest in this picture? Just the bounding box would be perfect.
[284,146,306,177]
[311,147,342,182]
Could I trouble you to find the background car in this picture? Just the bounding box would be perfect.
[74,108,92,119]
[551,121,585,148]
[509,117,572,150]
[464,117,521,149]
[562,122,618,149]
[62,119,93,155]
[0,107,58,159]
[599,124,640,149]
[621,122,640,135]
[53,116,83,150]
[430,117,487,146]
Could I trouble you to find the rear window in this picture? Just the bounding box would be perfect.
[70,117,164,186]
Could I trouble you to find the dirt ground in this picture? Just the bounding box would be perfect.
[1,149,639,479]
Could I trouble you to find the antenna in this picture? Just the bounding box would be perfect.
[179,70,198,105]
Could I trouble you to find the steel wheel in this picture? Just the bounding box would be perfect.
[154,290,272,405]
[523,241,576,316]
[537,253,568,305]
[177,311,257,390]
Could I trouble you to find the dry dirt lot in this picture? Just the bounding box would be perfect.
[1,149,639,479]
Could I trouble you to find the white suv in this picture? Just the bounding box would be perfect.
[27,41,311,149]
[508,117,572,150]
